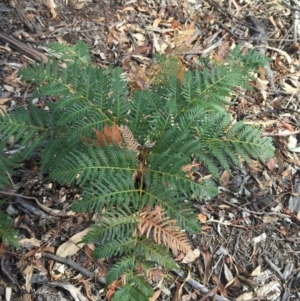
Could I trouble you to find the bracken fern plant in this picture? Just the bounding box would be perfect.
[0,40,273,300]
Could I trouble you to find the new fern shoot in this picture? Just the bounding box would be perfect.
[0,40,273,300]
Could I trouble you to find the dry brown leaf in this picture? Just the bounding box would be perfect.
[0,105,6,116]
[122,6,135,12]
[0,45,12,52]
[266,157,276,172]
[182,248,200,263]
[147,269,164,283]
[119,125,140,154]
[18,238,41,248]
[282,81,298,94]
[182,292,197,301]
[236,291,254,301]
[26,13,35,22]
[69,0,86,10]
[3,84,15,92]
[93,122,122,147]
[220,170,230,186]
[212,274,228,298]
[278,121,294,132]
[46,0,57,19]
[263,215,278,223]
[4,69,19,83]
[197,213,207,223]
[22,265,33,292]
[56,227,91,257]
[223,263,234,282]
[224,276,236,288]
[173,251,184,262]
[82,245,93,268]
[139,206,192,253]
[80,278,93,301]
[200,246,212,285]
[250,265,261,277]
[255,77,269,100]
[153,18,162,27]
[149,289,162,301]
[172,281,183,301]
[278,226,287,236]
[106,278,125,301]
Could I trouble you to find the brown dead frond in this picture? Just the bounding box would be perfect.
[93,121,122,147]
[119,125,140,154]
[138,206,192,254]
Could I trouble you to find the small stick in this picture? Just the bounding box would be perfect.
[0,190,70,217]
[262,130,300,136]
[43,253,106,284]
[263,255,285,281]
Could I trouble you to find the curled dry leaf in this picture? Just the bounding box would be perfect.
[250,265,261,277]
[266,157,276,172]
[182,248,200,264]
[223,263,234,282]
[56,228,91,257]
[69,0,86,9]
[149,289,161,301]
[220,170,230,186]
[46,0,57,19]
[197,213,207,223]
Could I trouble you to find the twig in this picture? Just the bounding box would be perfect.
[0,190,70,217]
[47,282,88,301]
[0,31,48,63]
[262,130,300,136]
[179,34,227,56]
[263,255,285,282]
[44,253,232,300]
[1,258,15,285]
[221,199,292,219]
[203,219,249,229]
[174,270,233,301]
[43,253,106,284]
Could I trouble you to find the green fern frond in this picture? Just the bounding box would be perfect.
[124,273,154,299]
[106,256,136,285]
[0,156,17,186]
[227,45,270,70]
[0,207,19,248]
[82,208,138,244]
[45,39,91,64]
[137,238,180,271]
[0,40,275,299]
[112,283,151,301]
[50,144,136,186]
[92,237,137,259]
[0,106,50,158]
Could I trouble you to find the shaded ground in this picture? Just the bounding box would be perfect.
[1,0,300,300]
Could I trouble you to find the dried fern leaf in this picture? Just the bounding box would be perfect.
[139,206,192,253]
[93,122,122,147]
[119,125,140,154]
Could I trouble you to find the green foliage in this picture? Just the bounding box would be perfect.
[0,40,273,299]
[0,201,19,248]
